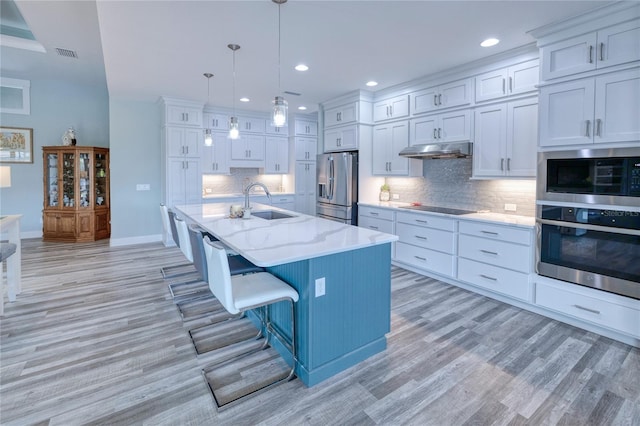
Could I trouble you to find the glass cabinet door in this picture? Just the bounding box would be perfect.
[78,152,91,208]
[46,153,59,207]
[95,151,107,207]
[62,152,75,208]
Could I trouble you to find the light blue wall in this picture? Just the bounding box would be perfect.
[108,98,162,242]
[0,78,109,236]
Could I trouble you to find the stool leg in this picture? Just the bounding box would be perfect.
[1,261,4,316]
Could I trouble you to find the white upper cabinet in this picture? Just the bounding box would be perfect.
[264,137,289,174]
[411,78,472,115]
[540,19,640,81]
[295,119,318,136]
[539,69,640,147]
[324,125,358,151]
[237,115,265,134]
[475,60,539,102]
[166,105,202,127]
[295,137,317,161]
[324,102,358,128]
[373,95,410,122]
[473,98,538,178]
[201,131,230,174]
[372,121,420,177]
[410,110,471,145]
[265,122,289,136]
[230,134,265,161]
[203,112,229,130]
[166,127,201,158]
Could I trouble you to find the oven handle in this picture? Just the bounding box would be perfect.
[535,222,541,275]
[536,218,640,236]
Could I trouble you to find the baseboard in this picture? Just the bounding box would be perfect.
[109,234,163,247]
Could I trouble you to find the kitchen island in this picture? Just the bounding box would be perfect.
[175,203,398,386]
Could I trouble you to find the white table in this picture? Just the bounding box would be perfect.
[1,215,22,314]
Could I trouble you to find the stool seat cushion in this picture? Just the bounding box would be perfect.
[0,243,16,262]
[231,272,299,313]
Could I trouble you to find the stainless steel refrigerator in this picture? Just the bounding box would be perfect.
[316,151,358,225]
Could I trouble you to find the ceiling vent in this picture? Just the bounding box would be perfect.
[55,48,78,58]
[284,91,301,96]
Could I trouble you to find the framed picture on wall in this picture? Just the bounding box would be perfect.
[0,126,33,163]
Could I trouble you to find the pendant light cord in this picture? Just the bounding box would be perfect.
[278,3,281,95]
[232,50,236,115]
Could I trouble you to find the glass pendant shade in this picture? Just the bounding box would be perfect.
[228,116,240,140]
[204,128,213,146]
[272,96,288,127]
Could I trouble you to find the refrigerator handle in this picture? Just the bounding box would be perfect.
[328,156,335,200]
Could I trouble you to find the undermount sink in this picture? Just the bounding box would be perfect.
[252,210,296,220]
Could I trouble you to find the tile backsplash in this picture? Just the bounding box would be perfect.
[386,158,536,217]
[202,169,288,195]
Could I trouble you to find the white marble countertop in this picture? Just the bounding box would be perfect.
[176,203,398,267]
[359,202,535,229]
[202,192,294,199]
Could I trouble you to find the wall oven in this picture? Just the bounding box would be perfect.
[537,147,640,300]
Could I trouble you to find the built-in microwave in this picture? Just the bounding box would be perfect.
[538,148,640,207]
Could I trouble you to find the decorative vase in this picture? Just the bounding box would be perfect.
[379,190,390,202]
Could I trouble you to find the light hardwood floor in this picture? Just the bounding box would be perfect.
[1,239,639,425]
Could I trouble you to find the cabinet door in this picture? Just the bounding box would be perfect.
[541,33,598,80]
[167,158,188,206]
[245,135,265,160]
[265,123,289,136]
[324,125,357,151]
[440,79,472,108]
[539,80,595,147]
[473,104,507,177]
[183,128,201,157]
[238,116,265,133]
[411,86,439,115]
[264,137,289,173]
[294,161,316,215]
[184,159,202,204]
[324,103,357,127]
[594,69,640,144]
[295,137,316,161]
[201,134,229,174]
[204,113,229,130]
[295,120,317,136]
[166,127,186,157]
[475,69,508,102]
[597,20,640,69]
[373,95,409,122]
[167,105,201,126]
[410,115,438,145]
[389,122,411,175]
[440,110,471,142]
[508,60,539,96]
[506,98,538,177]
[372,125,392,175]
[183,107,202,126]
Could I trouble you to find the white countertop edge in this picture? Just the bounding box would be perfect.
[359,202,535,228]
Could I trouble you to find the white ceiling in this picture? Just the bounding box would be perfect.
[4,0,613,114]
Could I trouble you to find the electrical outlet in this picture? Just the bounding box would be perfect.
[315,277,326,297]
[504,203,517,212]
[136,184,150,191]
[392,193,400,200]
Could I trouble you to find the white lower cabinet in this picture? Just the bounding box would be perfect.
[167,157,202,206]
[270,195,295,211]
[359,206,394,233]
[535,277,640,338]
[457,221,533,302]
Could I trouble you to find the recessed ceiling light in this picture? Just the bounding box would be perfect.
[366,81,378,87]
[298,106,307,111]
[295,64,309,71]
[480,38,500,47]
[239,97,250,102]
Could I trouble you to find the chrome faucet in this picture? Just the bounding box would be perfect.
[244,182,271,209]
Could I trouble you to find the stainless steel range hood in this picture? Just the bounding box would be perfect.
[398,142,472,159]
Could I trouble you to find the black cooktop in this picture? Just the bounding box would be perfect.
[399,205,476,215]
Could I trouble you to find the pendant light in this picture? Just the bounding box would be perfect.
[271,0,288,128]
[228,44,241,140]
[203,72,214,146]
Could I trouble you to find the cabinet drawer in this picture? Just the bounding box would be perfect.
[459,220,531,245]
[359,216,393,234]
[458,234,532,273]
[396,222,455,254]
[271,195,295,205]
[396,242,455,277]
[458,258,531,301]
[536,280,640,338]
[396,211,455,231]
[359,206,394,221]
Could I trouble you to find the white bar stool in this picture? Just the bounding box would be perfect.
[202,236,298,409]
[0,242,17,316]
[159,204,196,279]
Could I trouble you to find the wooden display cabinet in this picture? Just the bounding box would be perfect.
[42,146,110,242]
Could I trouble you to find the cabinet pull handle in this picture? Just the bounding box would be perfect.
[415,235,427,240]
[480,274,498,281]
[185,113,189,122]
[480,249,498,255]
[414,256,427,261]
[596,119,602,137]
[370,212,379,216]
[573,304,601,315]
[588,45,593,63]
[585,120,591,137]
[481,230,499,235]
[509,77,513,93]
[433,128,438,139]
[390,105,393,116]
[438,128,442,139]
[438,94,442,105]
[415,219,428,224]
[501,158,504,171]
[369,226,379,230]
[249,150,251,157]
[507,158,511,171]
[502,78,506,94]
[599,43,604,61]
[434,94,438,106]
